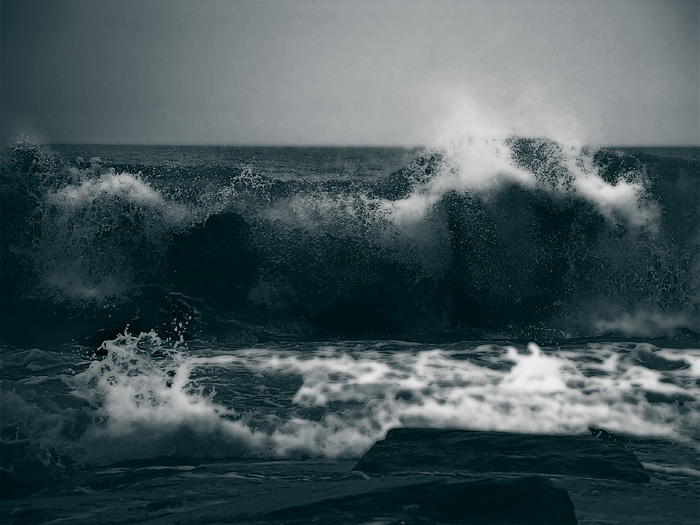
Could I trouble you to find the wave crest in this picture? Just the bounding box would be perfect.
[37,170,190,302]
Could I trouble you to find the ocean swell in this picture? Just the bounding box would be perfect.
[0,137,697,342]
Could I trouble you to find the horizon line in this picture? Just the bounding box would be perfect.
[39,141,700,149]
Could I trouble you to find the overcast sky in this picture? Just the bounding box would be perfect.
[2,1,698,146]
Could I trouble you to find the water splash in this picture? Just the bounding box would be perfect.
[58,337,700,465]
[38,170,190,302]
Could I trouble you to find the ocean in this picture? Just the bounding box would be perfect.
[1,137,698,523]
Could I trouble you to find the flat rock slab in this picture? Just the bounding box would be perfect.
[4,454,697,524]
[353,428,649,483]
[261,475,577,524]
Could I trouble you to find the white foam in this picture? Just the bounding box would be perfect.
[382,136,536,225]
[38,172,190,302]
[571,174,657,228]
[594,311,696,338]
[61,336,699,465]
[657,348,700,378]
[502,343,572,393]
[50,172,165,208]
[382,134,658,229]
[642,463,700,477]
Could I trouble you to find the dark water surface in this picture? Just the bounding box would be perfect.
[1,138,698,522]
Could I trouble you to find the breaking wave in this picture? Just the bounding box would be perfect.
[1,136,698,342]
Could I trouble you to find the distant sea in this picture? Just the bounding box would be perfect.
[1,138,698,523]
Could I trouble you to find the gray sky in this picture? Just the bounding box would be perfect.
[2,1,698,145]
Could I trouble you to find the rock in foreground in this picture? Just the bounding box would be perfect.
[354,428,649,483]
[262,475,577,524]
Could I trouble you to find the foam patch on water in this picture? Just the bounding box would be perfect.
[68,333,261,464]
[642,463,700,477]
[594,311,697,338]
[54,335,700,465]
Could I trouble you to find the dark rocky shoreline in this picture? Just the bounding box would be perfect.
[3,428,698,524]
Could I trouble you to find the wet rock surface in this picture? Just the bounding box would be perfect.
[354,428,650,483]
[261,474,578,524]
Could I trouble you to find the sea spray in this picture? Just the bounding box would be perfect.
[1,138,697,342]
[3,335,698,474]
[37,168,191,302]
